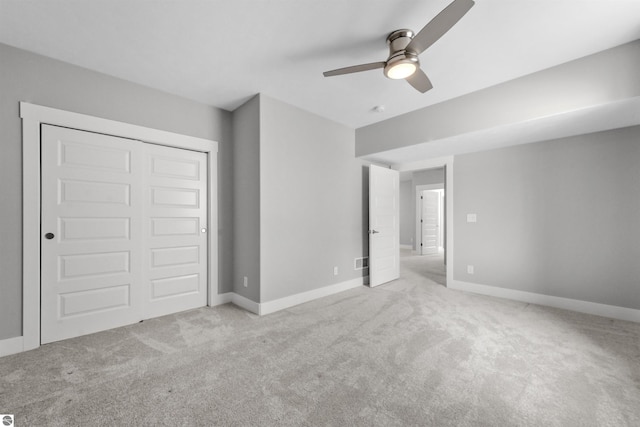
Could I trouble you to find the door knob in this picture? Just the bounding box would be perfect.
[370,230,380,234]
[201,228,207,233]
[45,233,55,240]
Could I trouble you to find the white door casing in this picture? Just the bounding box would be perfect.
[421,190,440,255]
[369,165,400,287]
[21,102,218,352]
[144,144,208,319]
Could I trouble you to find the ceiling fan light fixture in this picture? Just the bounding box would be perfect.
[322,0,475,93]
[385,61,418,79]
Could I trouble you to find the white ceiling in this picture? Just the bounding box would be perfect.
[2,0,640,131]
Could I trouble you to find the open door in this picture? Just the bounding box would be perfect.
[369,165,399,287]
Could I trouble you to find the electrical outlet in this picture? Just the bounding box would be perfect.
[467,265,474,275]
[333,266,339,276]
[467,214,477,223]
[243,276,248,287]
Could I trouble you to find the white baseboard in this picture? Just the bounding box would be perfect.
[209,292,233,306]
[209,291,259,314]
[0,336,24,358]
[231,293,261,315]
[450,280,640,323]
[259,276,367,315]
[400,244,413,250]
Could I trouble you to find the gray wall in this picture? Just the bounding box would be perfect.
[454,125,640,310]
[232,96,261,301]
[413,168,445,187]
[399,180,413,246]
[260,95,368,302]
[0,43,234,340]
[356,40,640,156]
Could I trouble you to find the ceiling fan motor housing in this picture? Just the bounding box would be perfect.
[387,29,414,53]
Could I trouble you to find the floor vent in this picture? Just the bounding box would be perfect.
[354,257,369,270]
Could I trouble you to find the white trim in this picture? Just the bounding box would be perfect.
[393,155,453,172]
[394,156,454,288]
[206,150,219,307]
[22,116,41,351]
[20,103,216,150]
[20,102,219,352]
[260,277,367,315]
[399,244,413,250]
[231,293,261,315]
[209,292,234,306]
[0,336,24,358]
[450,280,640,323]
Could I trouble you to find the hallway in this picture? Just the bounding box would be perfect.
[400,248,446,286]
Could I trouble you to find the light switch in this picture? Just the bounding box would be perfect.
[467,213,477,223]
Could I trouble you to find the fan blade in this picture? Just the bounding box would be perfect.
[323,62,386,77]
[406,0,475,55]
[406,68,433,93]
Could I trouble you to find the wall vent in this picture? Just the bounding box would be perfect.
[354,257,369,270]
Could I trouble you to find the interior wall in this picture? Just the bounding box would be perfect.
[232,96,261,302]
[412,168,445,186]
[454,125,640,310]
[259,95,369,302]
[0,43,234,340]
[399,180,413,246]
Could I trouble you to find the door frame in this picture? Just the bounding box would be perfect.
[395,156,453,287]
[20,102,218,351]
[415,184,444,254]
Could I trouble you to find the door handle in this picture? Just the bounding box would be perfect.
[370,230,380,234]
[45,233,55,240]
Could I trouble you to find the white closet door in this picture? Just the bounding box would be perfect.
[143,144,208,319]
[41,125,144,344]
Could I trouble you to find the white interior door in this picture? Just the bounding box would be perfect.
[421,190,440,255]
[41,125,144,344]
[143,144,208,319]
[369,165,399,287]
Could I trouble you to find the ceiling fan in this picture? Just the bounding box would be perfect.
[322,0,475,93]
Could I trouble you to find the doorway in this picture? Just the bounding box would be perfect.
[399,166,447,286]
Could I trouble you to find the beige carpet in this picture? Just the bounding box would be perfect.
[1,255,639,426]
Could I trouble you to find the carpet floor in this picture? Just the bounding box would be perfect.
[1,253,639,426]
